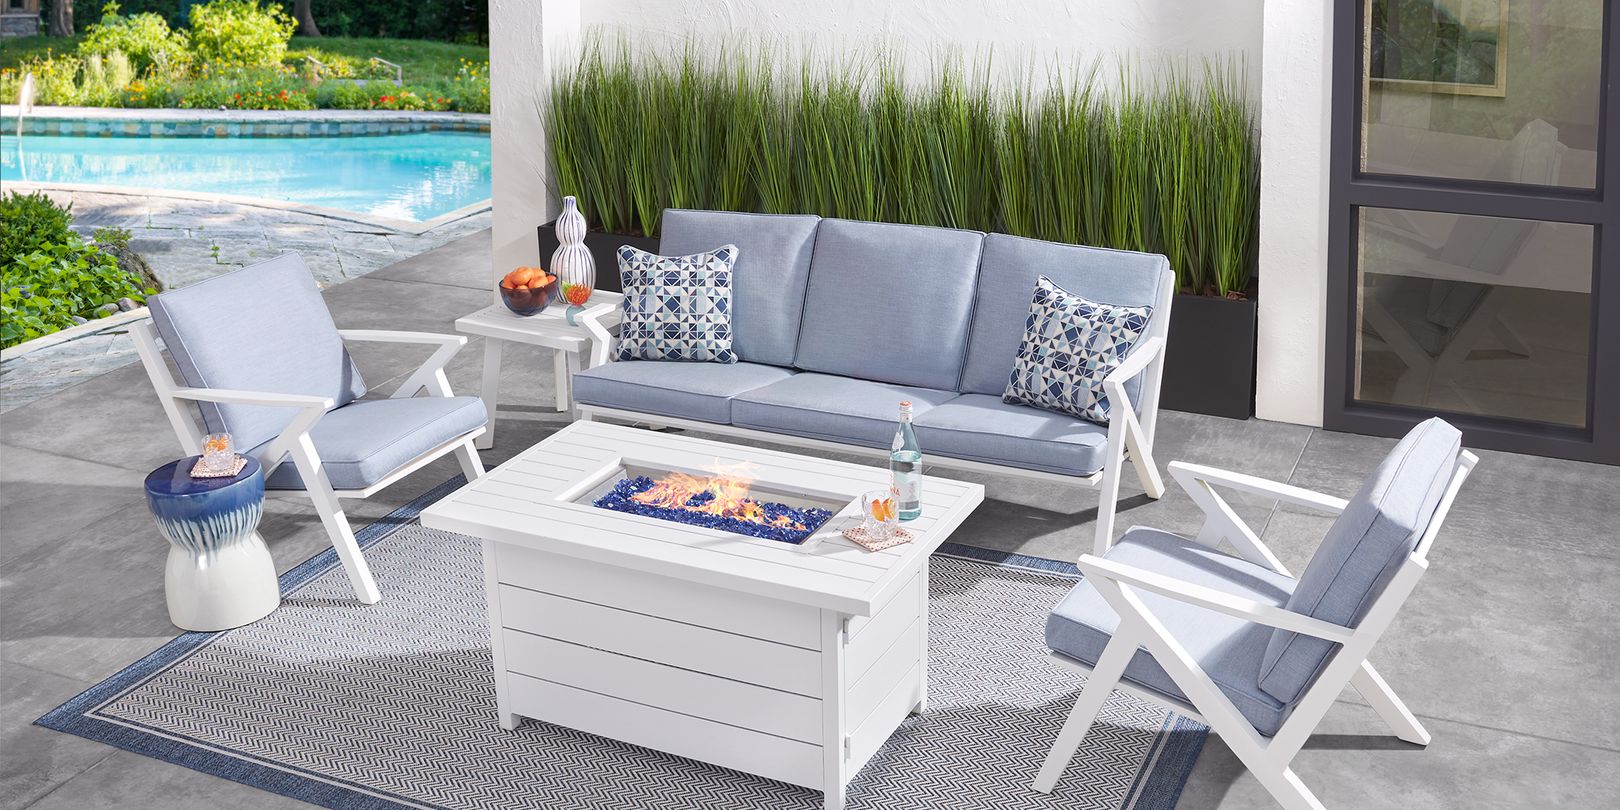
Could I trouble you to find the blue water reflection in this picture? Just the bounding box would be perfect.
[1,131,491,222]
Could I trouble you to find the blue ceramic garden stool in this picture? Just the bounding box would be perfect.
[144,456,280,631]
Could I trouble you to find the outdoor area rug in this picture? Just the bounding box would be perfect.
[38,476,1207,810]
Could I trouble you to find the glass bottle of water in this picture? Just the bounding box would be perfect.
[890,401,922,521]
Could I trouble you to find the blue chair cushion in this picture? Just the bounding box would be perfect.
[660,209,821,367]
[148,253,366,450]
[732,373,957,448]
[794,219,984,390]
[255,396,487,491]
[1047,527,1298,736]
[912,394,1110,476]
[1259,417,1461,704]
[960,234,1172,405]
[572,361,798,424]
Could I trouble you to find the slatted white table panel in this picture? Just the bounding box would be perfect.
[420,421,985,810]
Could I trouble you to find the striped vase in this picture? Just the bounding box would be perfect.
[552,195,595,321]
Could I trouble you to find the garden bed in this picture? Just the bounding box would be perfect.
[0,5,489,114]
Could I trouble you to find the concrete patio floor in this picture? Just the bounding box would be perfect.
[1,231,1616,809]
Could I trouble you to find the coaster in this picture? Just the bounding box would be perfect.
[842,525,914,552]
[190,456,247,479]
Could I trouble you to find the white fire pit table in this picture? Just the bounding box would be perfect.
[420,420,984,810]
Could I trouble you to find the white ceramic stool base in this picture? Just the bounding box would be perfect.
[165,534,281,632]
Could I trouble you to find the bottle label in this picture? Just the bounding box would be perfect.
[896,474,920,504]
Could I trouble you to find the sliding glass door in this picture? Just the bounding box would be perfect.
[1326,0,1618,464]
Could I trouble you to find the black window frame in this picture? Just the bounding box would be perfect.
[1325,0,1620,465]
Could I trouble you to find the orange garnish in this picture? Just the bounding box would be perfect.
[871,497,895,522]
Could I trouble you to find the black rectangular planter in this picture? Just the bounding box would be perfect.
[536,223,659,295]
[1160,294,1257,420]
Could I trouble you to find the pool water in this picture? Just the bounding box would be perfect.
[1,131,491,222]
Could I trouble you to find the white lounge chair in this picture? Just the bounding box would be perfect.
[1033,418,1476,809]
[131,253,488,605]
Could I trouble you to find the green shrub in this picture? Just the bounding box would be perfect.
[177,69,314,109]
[0,192,75,264]
[315,80,449,111]
[0,193,149,349]
[80,2,189,73]
[188,0,295,68]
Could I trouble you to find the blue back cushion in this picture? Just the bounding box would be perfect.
[148,253,365,450]
[660,209,820,367]
[794,219,984,390]
[960,234,1172,402]
[1258,418,1462,704]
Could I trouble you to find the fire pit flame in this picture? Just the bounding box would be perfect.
[592,463,834,545]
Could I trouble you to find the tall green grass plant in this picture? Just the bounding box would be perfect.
[543,36,1260,296]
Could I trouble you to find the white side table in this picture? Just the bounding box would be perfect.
[455,293,623,449]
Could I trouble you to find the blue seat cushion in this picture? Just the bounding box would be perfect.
[794,219,984,390]
[1260,417,1461,704]
[148,253,367,450]
[960,234,1172,405]
[255,396,487,491]
[660,210,821,367]
[732,373,957,448]
[1047,527,1298,736]
[912,394,1110,476]
[572,361,798,424]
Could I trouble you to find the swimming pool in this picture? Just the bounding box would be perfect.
[1,131,491,223]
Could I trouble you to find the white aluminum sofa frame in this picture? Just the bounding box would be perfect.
[1033,450,1479,810]
[131,320,487,605]
[574,279,1173,555]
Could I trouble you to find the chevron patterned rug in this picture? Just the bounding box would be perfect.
[39,477,1206,810]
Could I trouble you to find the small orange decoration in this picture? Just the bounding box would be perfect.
[869,496,897,523]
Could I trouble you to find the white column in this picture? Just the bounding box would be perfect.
[1255,1,1333,427]
[489,0,583,303]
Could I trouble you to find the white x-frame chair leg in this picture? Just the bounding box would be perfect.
[1033,451,1477,809]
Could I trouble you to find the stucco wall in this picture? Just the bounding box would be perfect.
[579,1,1263,92]
[488,0,579,301]
[1254,2,1331,426]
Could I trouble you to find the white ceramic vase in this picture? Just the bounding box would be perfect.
[552,196,595,314]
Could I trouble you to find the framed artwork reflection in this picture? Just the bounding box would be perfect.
[1368,0,1508,97]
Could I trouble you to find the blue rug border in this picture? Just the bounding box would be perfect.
[37,479,1207,810]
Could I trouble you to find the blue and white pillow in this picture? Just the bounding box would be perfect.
[1003,276,1153,425]
[616,244,740,363]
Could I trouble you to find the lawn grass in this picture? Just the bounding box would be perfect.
[0,35,82,71]
[285,37,488,82]
[1,35,486,79]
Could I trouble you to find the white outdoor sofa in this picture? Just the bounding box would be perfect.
[573,209,1175,552]
[133,253,488,604]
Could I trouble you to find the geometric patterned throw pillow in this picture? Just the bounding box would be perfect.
[616,244,740,363]
[1003,275,1153,425]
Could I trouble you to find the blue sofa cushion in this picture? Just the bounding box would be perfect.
[732,373,957,448]
[573,361,798,424]
[961,234,1172,405]
[1259,418,1461,704]
[794,219,984,390]
[616,244,739,363]
[1003,276,1154,425]
[256,396,487,491]
[148,253,366,450]
[912,394,1111,476]
[660,209,820,367]
[1047,527,1297,736]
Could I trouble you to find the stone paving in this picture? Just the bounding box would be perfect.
[0,188,490,413]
